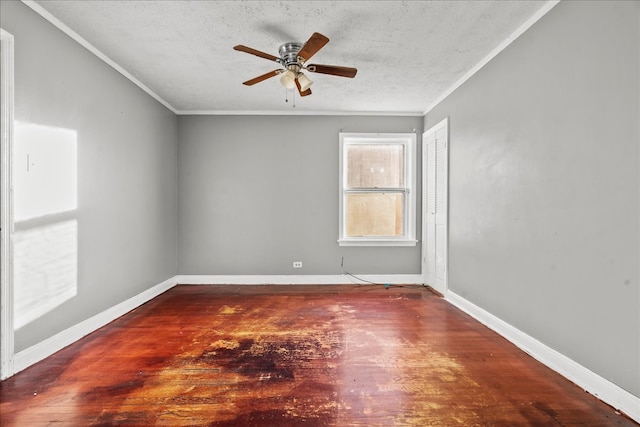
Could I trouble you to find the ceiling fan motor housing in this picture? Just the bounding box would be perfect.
[279,42,304,71]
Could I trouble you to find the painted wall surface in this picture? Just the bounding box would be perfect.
[425,0,639,397]
[1,1,178,352]
[178,115,422,275]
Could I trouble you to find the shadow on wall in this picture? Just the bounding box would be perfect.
[13,122,78,330]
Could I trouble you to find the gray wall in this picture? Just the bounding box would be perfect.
[1,1,178,352]
[425,0,639,397]
[4,0,637,402]
[178,115,423,275]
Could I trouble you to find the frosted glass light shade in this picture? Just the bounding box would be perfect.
[280,70,296,89]
[297,72,313,91]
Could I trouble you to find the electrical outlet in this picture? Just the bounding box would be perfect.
[293,261,302,268]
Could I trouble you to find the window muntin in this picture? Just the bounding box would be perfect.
[339,133,417,246]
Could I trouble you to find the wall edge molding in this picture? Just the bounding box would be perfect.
[446,291,640,424]
[423,0,561,116]
[0,28,16,381]
[13,276,177,375]
[175,274,424,285]
[16,274,637,424]
[20,0,178,114]
[177,110,424,117]
[11,274,422,375]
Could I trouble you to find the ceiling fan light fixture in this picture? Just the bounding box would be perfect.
[235,32,357,98]
[297,72,313,91]
[280,70,296,89]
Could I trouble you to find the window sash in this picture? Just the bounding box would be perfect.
[344,190,406,237]
[339,133,417,246]
[346,143,405,189]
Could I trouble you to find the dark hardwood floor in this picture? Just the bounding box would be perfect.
[1,284,636,426]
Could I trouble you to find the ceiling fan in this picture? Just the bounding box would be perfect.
[233,32,357,97]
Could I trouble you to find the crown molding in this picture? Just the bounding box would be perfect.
[21,0,560,119]
[176,110,425,117]
[423,0,561,116]
[20,0,178,114]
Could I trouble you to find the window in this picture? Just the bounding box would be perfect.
[339,133,417,246]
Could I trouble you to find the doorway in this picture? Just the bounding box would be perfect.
[422,118,448,296]
[0,28,15,379]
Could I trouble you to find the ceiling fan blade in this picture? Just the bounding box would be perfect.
[297,32,329,63]
[295,78,312,97]
[242,69,281,86]
[233,45,279,62]
[306,64,358,78]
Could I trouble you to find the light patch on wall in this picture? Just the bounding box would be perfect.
[13,122,78,330]
[13,220,78,330]
[14,122,77,221]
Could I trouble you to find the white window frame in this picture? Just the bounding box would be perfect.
[338,132,417,247]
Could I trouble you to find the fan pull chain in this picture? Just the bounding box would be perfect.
[284,88,296,107]
[284,89,297,108]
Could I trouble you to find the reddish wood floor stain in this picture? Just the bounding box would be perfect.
[1,285,636,426]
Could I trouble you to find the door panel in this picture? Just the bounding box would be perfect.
[422,118,448,296]
[423,132,436,286]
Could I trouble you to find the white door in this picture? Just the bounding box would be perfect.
[0,29,15,379]
[422,118,448,296]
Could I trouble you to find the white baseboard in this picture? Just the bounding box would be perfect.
[446,291,640,424]
[10,276,637,424]
[10,274,420,376]
[175,274,424,286]
[13,276,177,375]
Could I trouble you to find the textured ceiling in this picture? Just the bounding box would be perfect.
[28,0,556,115]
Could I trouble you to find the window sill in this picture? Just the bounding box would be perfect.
[338,239,418,247]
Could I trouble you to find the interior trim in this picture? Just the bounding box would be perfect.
[9,273,639,424]
[10,274,421,376]
[20,0,560,118]
[177,110,425,117]
[175,274,424,286]
[12,276,177,376]
[20,0,562,118]
[20,0,178,114]
[446,290,640,424]
[423,0,561,115]
[0,28,15,381]
[19,0,425,118]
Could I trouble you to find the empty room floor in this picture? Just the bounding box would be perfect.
[0,284,636,426]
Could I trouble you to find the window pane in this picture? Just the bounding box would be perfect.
[347,144,404,188]
[345,193,404,237]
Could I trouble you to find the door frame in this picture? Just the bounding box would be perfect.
[422,117,449,297]
[1,28,15,380]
